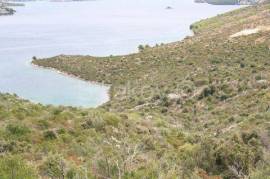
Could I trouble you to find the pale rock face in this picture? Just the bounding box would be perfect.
[230,26,270,38]
[230,28,260,38]
[168,93,181,100]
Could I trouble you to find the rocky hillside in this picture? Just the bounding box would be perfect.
[3,2,270,179]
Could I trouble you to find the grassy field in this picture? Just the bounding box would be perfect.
[3,3,270,179]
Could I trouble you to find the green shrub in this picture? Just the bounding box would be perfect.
[0,155,37,179]
[91,117,106,131]
[81,120,93,129]
[198,86,215,100]
[196,135,264,178]
[137,100,145,105]
[138,44,150,52]
[40,155,65,178]
[241,131,259,145]
[43,130,57,140]
[0,141,15,153]
[66,168,76,179]
[250,164,270,179]
[6,124,30,138]
[138,45,145,52]
[103,113,120,127]
[37,120,49,129]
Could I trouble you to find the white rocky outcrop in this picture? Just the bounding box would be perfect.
[230,26,270,38]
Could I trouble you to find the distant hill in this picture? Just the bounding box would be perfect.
[196,0,268,5]
[206,0,239,5]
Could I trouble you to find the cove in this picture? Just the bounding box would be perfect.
[0,0,240,107]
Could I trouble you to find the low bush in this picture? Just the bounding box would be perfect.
[0,155,37,179]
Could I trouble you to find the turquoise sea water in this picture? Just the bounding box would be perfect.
[0,0,240,107]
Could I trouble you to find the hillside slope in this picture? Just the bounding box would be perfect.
[4,3,270,179]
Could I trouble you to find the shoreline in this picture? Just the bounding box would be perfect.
[30,20,199,108]
[31,62,111,107]
[31,62,111,88]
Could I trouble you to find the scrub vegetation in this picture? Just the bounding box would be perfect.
[2,3,270,178]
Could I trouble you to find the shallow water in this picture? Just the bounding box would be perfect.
[0,0,240,107]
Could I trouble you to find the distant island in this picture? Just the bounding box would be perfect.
[195,0,268,5]
[0,1,24,16]
[0,5,15,15]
